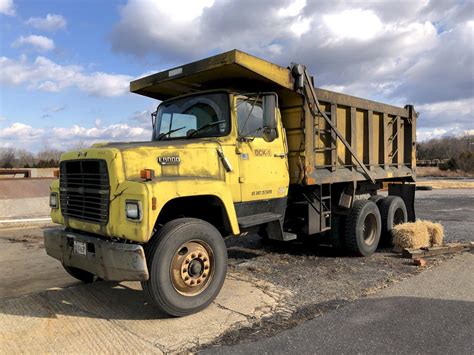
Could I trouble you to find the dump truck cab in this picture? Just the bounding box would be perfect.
[44,50,416,317]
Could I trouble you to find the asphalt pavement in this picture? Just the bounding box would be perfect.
[205,252,474,354]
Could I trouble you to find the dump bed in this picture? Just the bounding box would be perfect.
[131,50,416,185]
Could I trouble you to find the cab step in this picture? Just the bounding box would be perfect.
[238,212,281,229]
[282,231,297,241]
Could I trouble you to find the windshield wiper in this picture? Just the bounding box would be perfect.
[187,120,225,138]
[157,126,185,140]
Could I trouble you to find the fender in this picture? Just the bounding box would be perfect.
[145,179,240,240]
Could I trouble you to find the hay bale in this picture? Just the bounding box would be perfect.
[392,220,430,249]
[423,220,444,246]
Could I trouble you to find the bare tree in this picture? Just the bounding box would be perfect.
[36,148,64,168]
[17,149,36,168]
[0,148,16,168]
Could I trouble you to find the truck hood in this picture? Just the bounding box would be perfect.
[101,140,226,181]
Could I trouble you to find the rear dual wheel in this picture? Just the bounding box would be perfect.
[377,196,408,246]
[344,200,382,256]
[142,218,227,317]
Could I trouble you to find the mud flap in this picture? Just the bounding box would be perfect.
[388,183,416,222]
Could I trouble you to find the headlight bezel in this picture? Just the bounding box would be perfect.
[125,200,142,222]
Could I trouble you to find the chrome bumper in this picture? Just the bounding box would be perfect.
[43,228,149,281]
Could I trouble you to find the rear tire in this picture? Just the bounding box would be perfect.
[142,218,227,317]
[378,196,408,246]
[63,265,97,283]
[344,200,381,256]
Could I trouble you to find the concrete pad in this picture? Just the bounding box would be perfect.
[0,228,289,352]
[0,197,49,218]
[0,276,287,353]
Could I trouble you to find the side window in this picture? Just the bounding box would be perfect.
[237,98,263,137]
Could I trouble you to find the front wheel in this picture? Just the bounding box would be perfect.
[142,218,227,317]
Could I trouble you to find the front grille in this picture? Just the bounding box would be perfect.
[59,159,110,224]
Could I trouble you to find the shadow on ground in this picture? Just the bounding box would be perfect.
[0,280,170,320]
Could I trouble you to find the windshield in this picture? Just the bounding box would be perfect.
[153,92,230,140]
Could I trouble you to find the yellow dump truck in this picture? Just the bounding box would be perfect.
[44,50,417,316]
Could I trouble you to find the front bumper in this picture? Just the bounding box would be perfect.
[44,228,149,281]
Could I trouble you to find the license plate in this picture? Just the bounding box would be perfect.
[73,241,87,256]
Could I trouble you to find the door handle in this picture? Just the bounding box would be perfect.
[274,153,287,158]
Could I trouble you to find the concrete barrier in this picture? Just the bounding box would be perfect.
[0,178,53,219]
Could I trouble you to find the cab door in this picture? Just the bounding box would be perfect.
[235,95,289,202]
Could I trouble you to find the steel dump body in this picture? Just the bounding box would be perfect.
[131,50,416,186]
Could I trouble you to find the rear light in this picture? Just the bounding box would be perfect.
[140,169,155,181]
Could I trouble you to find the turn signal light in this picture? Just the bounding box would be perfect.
[140,169,155,181]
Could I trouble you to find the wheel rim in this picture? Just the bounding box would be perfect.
[171,240,214,296]
[362,213,377,245]
[393,208,405,225]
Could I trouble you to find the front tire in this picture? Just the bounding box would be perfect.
[344,200,381,256]
[142,218,227,317]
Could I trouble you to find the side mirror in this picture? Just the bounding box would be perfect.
[262,94,278,142]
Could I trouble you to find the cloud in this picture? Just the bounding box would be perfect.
[26,13,66,31]
[109,0,215,60]
[0,123,44,141]
[109,1,469,98]
[323,9,383,41]
[12,35,55,52]
[0,55,133,96]
[0,121,152,151]
[0,0,14,16]
[416,97,474,130]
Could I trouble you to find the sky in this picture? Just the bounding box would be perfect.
[0,0,473,152]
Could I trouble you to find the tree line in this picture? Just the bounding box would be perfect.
[0,147,63,168]
[417,135,473,172]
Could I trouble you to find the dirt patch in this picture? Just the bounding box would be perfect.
[418,179,474,189]
[417,167,473,178]
[7,233,44,248]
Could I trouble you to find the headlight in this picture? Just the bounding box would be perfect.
[49,192,58,208]
[125,200,142,221]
